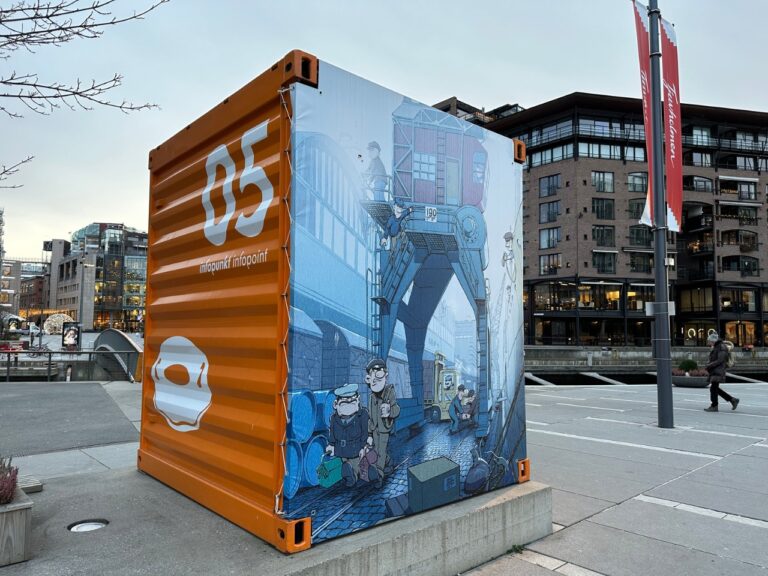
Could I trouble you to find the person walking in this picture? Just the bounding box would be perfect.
[704,332,739,412]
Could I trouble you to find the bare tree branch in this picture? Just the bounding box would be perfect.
[0,1,168,54]
[0,155,34,188]
[0,71,158,115]
[0,1,167,182]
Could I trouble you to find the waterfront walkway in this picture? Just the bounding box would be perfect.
[2,380,767,575]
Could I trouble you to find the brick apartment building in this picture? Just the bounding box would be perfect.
[437,93,768,347]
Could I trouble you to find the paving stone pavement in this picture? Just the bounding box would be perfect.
[4,379,768,575]
[471,382,768,576]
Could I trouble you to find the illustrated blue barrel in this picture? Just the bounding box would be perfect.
[313,390,336,431]
[288,390,316,443]
[302,434,328,486]
[284,439,304,499]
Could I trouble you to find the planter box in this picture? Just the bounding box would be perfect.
[672,375,709,388]
[0,487,33,566]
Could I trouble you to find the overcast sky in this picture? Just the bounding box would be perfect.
[2,0,767,258]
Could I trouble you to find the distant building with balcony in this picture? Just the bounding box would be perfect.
[49,223,147,331]
[439,92,768,347]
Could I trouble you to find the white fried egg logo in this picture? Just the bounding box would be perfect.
[152,336,212,432]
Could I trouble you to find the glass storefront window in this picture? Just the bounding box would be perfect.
[720,288,757,312]
[578,319,625,346]
[534,318,576,345]
[626,320,651,346]
[534,282,578,311]
[627,285,654,312]
[679,287,713,313]
[578,284,621,311]
[682,322,716,346]
[725,321,755,347]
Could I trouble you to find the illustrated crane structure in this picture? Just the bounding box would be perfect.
[363,100,491,437]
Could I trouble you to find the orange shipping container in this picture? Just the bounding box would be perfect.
[140,50,528,554]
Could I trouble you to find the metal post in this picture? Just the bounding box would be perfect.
[649,0,674,428]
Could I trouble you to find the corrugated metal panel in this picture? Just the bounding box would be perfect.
[140,50,317,554]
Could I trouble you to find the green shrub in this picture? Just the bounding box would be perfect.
[678,359,698,372]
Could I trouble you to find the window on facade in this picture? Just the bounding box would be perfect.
[539,227,562,249]
[530,144,574,167]
[579,142,621,160]
[629,252,652,273]
[539,174,561,197]
[736,156,756,170]
[627,285,654,311]
[627,172,647,193]
[735,131,754,148]
[534,282,578,311]
[722,255,759,276]
[628,198,646,220]
[721,229,758,250]
[625,121,645,139]
[679,287,713,313]
[719,205,758,225]
[624,146,646,162]
[578,284,621,311]
[413,153,436,181]
[629,225,652,247]
[533,119,573,146]
[539,200,561,224]
[539,253,562,275]
[591,198,615,220]
[592,225,615,247]
[691,126,712,145]
[592,252,616,274]
[720,180,757,200]
[719,288,757,312]
[683,175,713,192]
[578,118,621,137]
[591,171,614,193]
[472,151,487,184]
[685,151,712,167]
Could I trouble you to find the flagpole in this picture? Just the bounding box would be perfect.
[648,0,674,428]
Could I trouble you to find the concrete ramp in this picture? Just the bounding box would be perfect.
[584,372,627,385]
[525,372,556,387]
[727,373,767,383]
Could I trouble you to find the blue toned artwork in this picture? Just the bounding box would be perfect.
[283,62,526,544]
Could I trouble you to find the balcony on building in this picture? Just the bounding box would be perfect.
[717,204,759,227]
[686,235,714,256]
[720,255,760,278]
[683,175,714,195]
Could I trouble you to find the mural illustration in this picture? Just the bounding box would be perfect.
[284,63,526,543]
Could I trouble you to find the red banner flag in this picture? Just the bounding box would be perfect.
[633,0,654,228]
[661,18,682,232]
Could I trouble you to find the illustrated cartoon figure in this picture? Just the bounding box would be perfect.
[365,358,400,486]
[365,141,388,201]
[380,198,413,249]
[325,383,376,487]
[502,231,516,280]
[464,389,480,428]
[449,384,470,434]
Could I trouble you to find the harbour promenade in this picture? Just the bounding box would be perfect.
[1,377,767,575]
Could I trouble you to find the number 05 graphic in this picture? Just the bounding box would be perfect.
[201,120,274,246]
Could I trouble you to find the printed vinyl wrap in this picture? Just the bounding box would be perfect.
[140,52,525,552]
[285,63,526,542]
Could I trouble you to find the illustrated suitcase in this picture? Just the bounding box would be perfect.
[317,456,343,488]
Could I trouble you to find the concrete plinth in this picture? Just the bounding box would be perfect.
[282,481,552,576]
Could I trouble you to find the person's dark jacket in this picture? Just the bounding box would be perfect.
[329,408,369,459]
[705,340,728,380]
